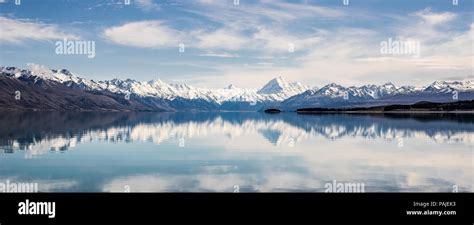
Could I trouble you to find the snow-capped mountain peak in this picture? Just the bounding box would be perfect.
[225,84,237,89]
[257,76,308,97]
[316,83,347,97]
[427,80,449,90]
[26,63,80,84]
[258,76,288,94]
[422,80,473,93]
[382,82,397,90]
[2,64,473,111]
[147,79,167,87]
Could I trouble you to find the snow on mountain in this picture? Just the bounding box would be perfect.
[0,66,309,105]
[297,80,472,101]
[6,112,473,156]
[258,76,309,96]
[422,80,474,93]
[121,76,310,104]
[1,64,105,91]
[315,83,347,98]
[281,79,474,109]
[2,65,473,110]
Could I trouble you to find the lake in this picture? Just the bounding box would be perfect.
[0,112,472,192]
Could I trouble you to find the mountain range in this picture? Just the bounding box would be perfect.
[1,65,473,111]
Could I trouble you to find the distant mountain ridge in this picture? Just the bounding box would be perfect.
[0,65,473,111]
[296,100,474,113]
[281,80,474,110]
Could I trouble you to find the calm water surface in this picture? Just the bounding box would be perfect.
[0,112,472,192]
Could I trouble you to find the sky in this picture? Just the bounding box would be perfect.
[0,0,472,88]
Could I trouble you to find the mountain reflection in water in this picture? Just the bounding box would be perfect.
[0,112,472,192]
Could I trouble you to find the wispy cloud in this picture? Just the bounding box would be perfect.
[135,0,162,11]
[101,19,316,53]
[101,0,342,53]
[1,1,471,88]
[192,28,248,51]
[415,8,456,26]
[198,52,239,58]
[179,8,472,88]
[102,20,182,48]
[0,17,79,43]
[193,0,346,22]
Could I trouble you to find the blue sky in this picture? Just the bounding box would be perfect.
[0,0,472,88]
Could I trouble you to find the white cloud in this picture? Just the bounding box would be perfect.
[193,28,248,51]
[135,0,161,11]
[263,0,345,19]
[169,5,470,87]
[101,20,317,53]
[0,17,79,43]
[252,28,322,52]
[192,0,345,22]
[183,14,472,88]
[415,8,456,26]
[198,52,239,58]
[101,171,323,192]
[411,22,473,70]
[7,1,465,88]
[393,8,459,44]
[101,0,343,53]
[26,63,54,76]
[102,20,182,48]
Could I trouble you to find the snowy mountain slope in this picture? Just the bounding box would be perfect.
[1,65,473,111]
[257,76,309,96]
[281,80,474,110]
[0,66,309,106]
[96,76,309,104]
